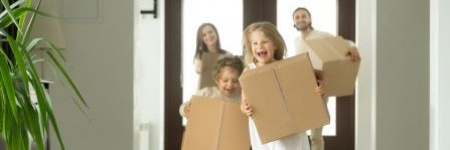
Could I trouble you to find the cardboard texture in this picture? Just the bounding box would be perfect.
[198,53,221,89]
[239,53,330,144]
[302,36,361,97]
[181,96,250,150]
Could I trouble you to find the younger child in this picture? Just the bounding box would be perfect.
[240,21,324,150]
[180,55,244,117]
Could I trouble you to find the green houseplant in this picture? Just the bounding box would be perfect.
[0,0,86,149]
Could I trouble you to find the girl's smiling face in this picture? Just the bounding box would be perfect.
[250,30,276,65]
[215,66,240,97]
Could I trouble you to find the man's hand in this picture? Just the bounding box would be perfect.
[347,47,361,62]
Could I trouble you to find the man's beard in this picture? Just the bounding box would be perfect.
[298,23,311,31]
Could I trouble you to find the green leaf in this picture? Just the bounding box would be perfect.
[1,0,87,149]
[27,38,66,61]
[46,51,87,107]
[0,51,18,121]
[0,0,23,35]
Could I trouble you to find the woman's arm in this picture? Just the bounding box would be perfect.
[194,58,203,74]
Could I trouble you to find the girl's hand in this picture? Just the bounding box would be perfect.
[240,99,253,117]
[184,101,191,118]
[315,81,325,96]
[347,47,361,62]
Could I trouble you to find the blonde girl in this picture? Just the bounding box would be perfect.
[240,21,322,150]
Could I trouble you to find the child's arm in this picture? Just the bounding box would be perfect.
[241,91,253,117]
[179,101,191,118]
[240,68,253,117]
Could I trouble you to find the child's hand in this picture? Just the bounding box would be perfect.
[240,100,253,117]
[347,47,361,62]
[184,102,191,118]
[315,81,325,96]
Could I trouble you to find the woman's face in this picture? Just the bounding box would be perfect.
[215,67,240,97]
[201,25,218,49]
[250,30,276,65]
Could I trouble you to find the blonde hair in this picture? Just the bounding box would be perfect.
[243,21,286,65]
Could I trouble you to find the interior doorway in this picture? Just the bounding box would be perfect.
[164,0,355,149]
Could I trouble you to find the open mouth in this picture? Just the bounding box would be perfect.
[225,88,234,93]
[256,51,268,57]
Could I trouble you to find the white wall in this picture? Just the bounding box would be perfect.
[376,0,429,150]
[355,0,377,149]
[357,0,429,150]
[134,0,164,149]
[430,0,450,150]
[49,0,134,149]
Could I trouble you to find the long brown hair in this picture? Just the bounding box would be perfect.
[243,21,286,65]
[193,23,226,60]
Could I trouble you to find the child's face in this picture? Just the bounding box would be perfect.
[215,66,240,97]
[201,25,218,49]
[250,30,276,65]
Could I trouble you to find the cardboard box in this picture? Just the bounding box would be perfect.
[198,53,221,89]
[302,36,360,97]
[239,53,330,144]
[181,96,250,150]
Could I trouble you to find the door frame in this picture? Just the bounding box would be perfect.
[164,0,355,149]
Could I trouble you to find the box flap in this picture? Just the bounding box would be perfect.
[182,96,250,150]
[182,96,222,150]
[217,102,250,150]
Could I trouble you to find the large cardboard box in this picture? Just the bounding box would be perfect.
[239,53,330,144]
[198,53,220,89]
[302,36,360,97]
[181,96,250,150]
